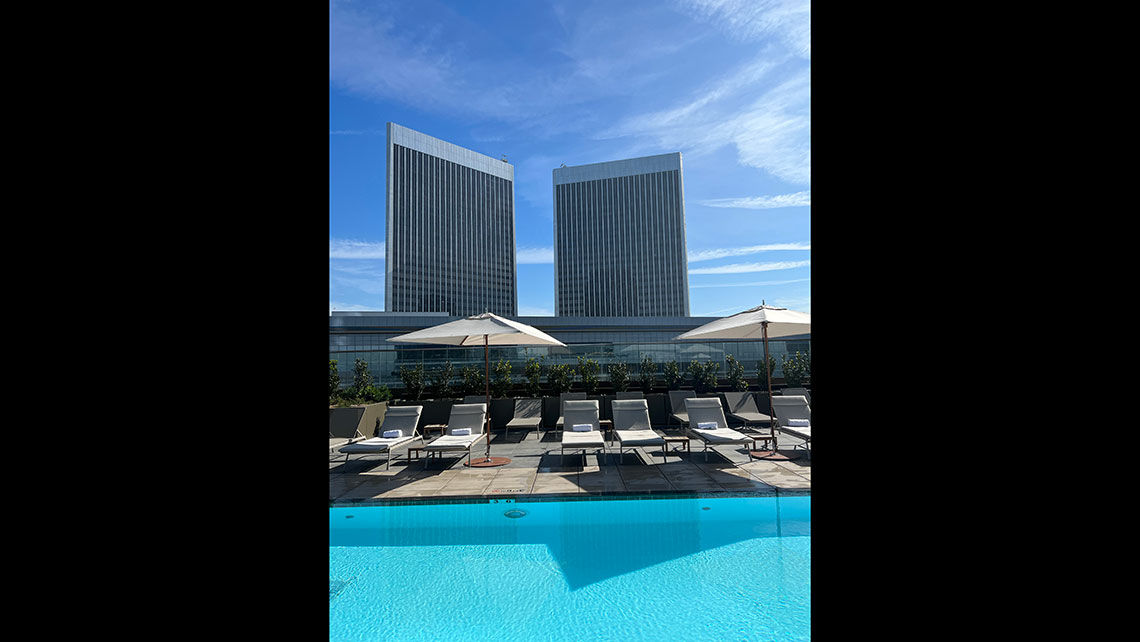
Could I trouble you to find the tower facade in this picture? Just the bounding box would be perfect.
[385,123,517,316]
[553,153,690,317]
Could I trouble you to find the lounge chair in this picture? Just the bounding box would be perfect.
[329,417,364,453]
[337,405,424,469]
[505,398,542,439]
[615,391,644,399]
[553,392,586,434]
[560,399,606,464]
[611,399,666,464]
[781,387,812,405]
[723,391,773,428]
[684,397,758,462]
[423,403,488,468]
[668,390,698,431]
[463,395,489,404]
[771,395,811,455]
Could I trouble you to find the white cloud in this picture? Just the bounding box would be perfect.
[330,239,385,260]
[678,0,811,59]
[601,58,810,186]
[330,301,380,312]
[516,246,554,264]
[700,190,810,209]
[688,259,810,275]
[690,277,811,288]
[518,305,554,316]
[688,242,809,263]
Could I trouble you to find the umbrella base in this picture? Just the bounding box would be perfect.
[749,451,801,461]
[466,456,512,467]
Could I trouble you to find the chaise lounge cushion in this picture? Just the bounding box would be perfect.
[562,430,605,446]
[614,429,664,446]
[339,434,416,453]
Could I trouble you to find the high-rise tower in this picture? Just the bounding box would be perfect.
[385,123,517,316]
[553,153,689,317]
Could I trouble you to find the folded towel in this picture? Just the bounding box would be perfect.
[571,424,592,432]
[382,429,402,438]
[450,428,472,436]
[787,418,810,427]
[696,422,719,430]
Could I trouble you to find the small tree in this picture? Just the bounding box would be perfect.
[353,359,374,395]
[725,354,748,391]
[686,360,704,391]
[461,365,485,396]
[637,355,656,392]
[491,358,513,398]
[524,357,544,397]
[577,357,601,395]
[398,363,425,400]
[663,360,682,390]
[608,362,630,392]
[428,361,454,399]
[360,384,392,403]
[329,359,341,402]
[702,361,720,393]
[548,363,575,395]
[756,355,777,389]
[781,351,811,387]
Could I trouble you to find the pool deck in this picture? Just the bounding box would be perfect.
[330,426,810,504]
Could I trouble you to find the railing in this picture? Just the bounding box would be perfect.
[329,339,810,389]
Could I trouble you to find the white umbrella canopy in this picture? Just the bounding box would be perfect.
[673,303,810,461]
[674,304,811,340]
[388,313,566,466]
[387,312,566,347]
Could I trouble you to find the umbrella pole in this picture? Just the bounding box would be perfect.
[752,320,797,461]
[466,334,511,467]
[484,334,491,459]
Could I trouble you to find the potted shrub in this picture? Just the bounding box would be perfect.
[460,365,485,397]
[637,355,656,393]
[329,358,392,440]
[781,351,811,388]
[398,363,426,401]
[725,355,748,391]
[524,357,544,398]
[577,357,600,395]
[608,362,630,393]
[663,360,683,390]
[329,359,341,406]
[428,361,454,399]
[548,363,574,395]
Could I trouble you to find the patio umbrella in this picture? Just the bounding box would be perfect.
[388,312,566,467]
[673,302,810,460]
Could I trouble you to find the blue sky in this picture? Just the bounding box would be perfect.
[329,0,810,317]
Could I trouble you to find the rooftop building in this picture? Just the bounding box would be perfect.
[553,153,690,317]
[385,123,517,316]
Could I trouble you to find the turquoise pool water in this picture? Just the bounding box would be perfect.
[330,495,810,641]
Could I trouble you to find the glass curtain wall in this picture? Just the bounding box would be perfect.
[329,340,811,391]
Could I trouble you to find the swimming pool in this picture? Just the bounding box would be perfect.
[330,494,809,641]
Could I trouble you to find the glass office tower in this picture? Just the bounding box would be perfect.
[553,153,690,317]
[385,122,518,316]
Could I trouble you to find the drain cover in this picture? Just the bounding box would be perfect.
[504,509,527,519]
[330,580,349,600]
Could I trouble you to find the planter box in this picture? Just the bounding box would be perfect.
[329,401,388,440]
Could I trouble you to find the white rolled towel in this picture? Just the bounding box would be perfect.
[571,424,592,432]
[382,430,402,438]
[696,422,718,430]
[787,418,810,427]
[450,428,472,436]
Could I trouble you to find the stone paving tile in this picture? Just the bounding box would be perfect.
[329,429,808,502]
[336,479,402,500]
